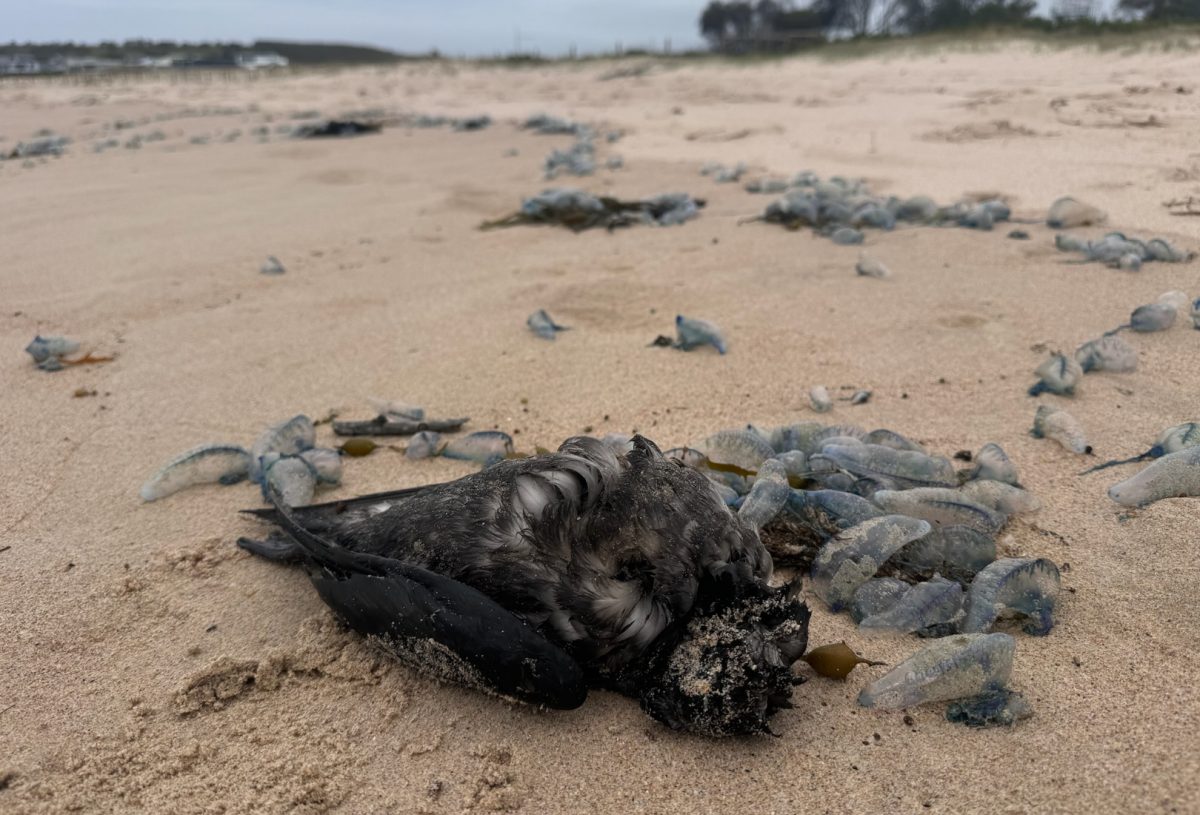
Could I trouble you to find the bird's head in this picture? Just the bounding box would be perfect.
[636,572,809,737]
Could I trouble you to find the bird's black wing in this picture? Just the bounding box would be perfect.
[263,488,587,710]
[240,483,441,524]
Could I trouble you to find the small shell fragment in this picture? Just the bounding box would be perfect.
[809,386,833,413]
[857,633,1015,710]
[855,253,890,279]
[140,444,252,502]
[260,255,286,275]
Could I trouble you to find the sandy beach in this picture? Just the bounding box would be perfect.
[2,39,1199,814]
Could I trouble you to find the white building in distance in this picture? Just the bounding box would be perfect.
[235,52,289,69]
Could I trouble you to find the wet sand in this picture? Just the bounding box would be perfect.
[2,41,1199,814]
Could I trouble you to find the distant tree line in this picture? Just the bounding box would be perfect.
[699,0,1200,44]
[0,39,403,64]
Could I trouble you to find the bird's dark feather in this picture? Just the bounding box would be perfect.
[241,434,807,735]
[261,483,587,709]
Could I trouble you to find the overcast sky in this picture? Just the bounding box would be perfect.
[8,0,709,56]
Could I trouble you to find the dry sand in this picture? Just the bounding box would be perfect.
[2,40,1199,814]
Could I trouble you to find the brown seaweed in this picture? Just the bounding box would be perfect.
[481,189,705,232]
[332,416,469,436]
[802,642,885,680]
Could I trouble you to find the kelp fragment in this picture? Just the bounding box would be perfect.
[339,438,379,457]
[25,335,113,371]
[291,120,382,138]
[332,416,468,436]
[481,188,705,232]
[802,642,884,680]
